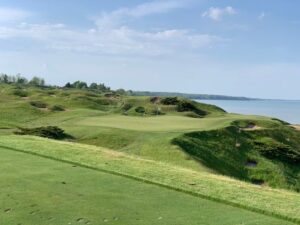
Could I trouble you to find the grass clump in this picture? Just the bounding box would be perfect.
[13,89,28,97]
[14,126,73,140]
[49,105,65,112]
[161,97,180,105]
[30,101,47,108]
[254,137,300,164]
[177,100,207,116]
[122,103,133,111]
[161,97,207,116]
[135,106,146,114]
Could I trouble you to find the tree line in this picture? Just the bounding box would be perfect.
[0,73,120,94]
[0,74,45,86]
[64,81,111,92]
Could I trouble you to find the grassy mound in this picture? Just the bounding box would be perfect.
[0,84,225,118]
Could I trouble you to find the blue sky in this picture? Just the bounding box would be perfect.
[0,0,299,99]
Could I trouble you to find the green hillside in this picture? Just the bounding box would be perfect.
[0,82,300,224]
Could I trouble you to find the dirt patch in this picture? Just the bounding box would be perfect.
[76,218,91,224]
[241,125,262,131]
[292,125,300,130]
[4,208,12,213]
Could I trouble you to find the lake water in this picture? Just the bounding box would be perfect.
[197,100,300,124]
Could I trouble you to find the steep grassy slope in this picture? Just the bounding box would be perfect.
[0,84,225,123]
[173,120,300,191]
[0,135,299,224]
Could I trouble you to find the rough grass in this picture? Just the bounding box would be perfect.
[0,135,299,224]
[173,125,300,191]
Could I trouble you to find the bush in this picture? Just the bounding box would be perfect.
[50,105,65,112]
[150,97,160,104]
[177,101,207,116]
[161,97,180,105]
[13,89,28,97]
[122,103,133,111]
[254,138,300,164]
[135,106,146,114]
[30,101,47,108]
[14,126,73,140]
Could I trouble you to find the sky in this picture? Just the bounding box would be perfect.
[0,0,299,99]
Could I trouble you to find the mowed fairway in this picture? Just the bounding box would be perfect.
[77,114,267,132]
[0,147,293,225]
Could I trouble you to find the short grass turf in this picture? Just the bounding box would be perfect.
[1,135,300,223]
[76,114,269,132]
[0,147,294,225]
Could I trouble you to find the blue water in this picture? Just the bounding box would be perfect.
[197,100,300,124]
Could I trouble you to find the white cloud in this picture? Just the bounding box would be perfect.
[0,1,222,57]
[202,6,236,21]
[0,7,30,23]
[0,23,221,56]
[94,0,186,29]
[258,12,266,20]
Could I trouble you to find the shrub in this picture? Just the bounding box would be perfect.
[271,118,290,125]
[30,101,47,108]
[135,106,146,114]
[14,126,73,140]
[254,138,300,164]
[150,97,160,104]
[122,103,133,111]
[161,97,180,105]
[50,105,65,112]
[177,101,207,116]
[13,89,28,97]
